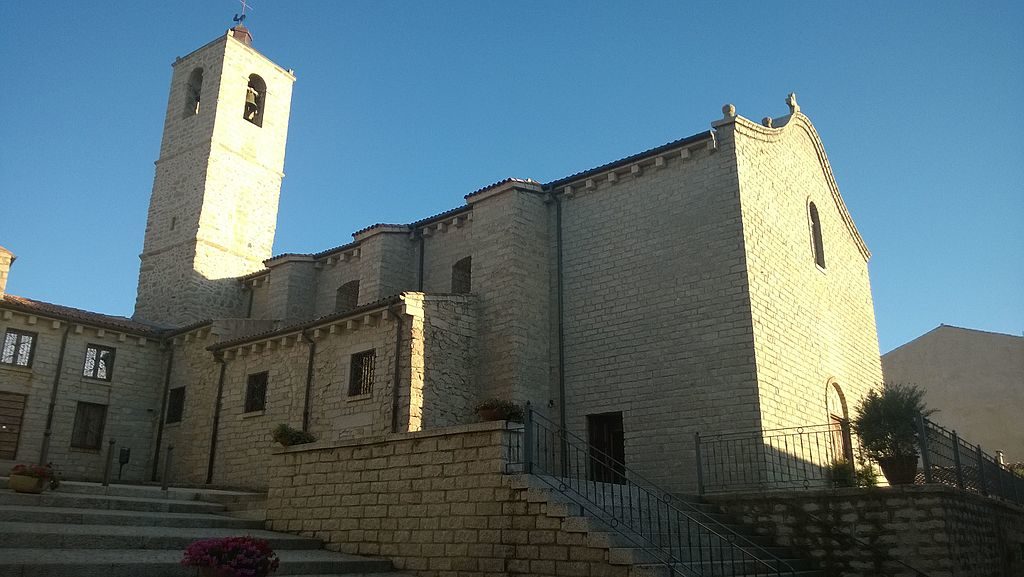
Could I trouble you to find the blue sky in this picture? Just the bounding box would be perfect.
[1,2,1021,353]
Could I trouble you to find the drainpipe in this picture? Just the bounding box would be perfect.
[386,304,404,433]
[416,232,425,291]
[554,193,568,475]
[39,323,71,465]
[300,330,316,431]
[150,341,175,481]
[206,352,227,485]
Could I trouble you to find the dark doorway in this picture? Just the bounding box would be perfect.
[587,412,625,484]
[0,392,26,460]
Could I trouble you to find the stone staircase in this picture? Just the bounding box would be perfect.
[0,479,412,577]
[514,474,825,577]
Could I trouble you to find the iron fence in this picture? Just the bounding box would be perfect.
[919,417,1024,503]
[509,408,796,577]
[696,422,859,494]
[695,416,1024,506]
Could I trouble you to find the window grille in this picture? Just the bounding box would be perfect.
[71,402,107,450]
[245,372,268,413]
[83,344,116,381]
[1,330,36,367]
[166,387,186,424]
[348,350,376,396]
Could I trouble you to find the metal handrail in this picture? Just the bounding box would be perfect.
[518,408,796,577]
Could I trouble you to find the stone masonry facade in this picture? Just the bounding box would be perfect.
[1,27,886,499]
[708,485,1024,577]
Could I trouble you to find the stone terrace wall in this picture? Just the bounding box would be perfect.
[266,422,631,577]
[707,485,1024,577]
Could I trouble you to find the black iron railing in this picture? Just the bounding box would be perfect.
[696,422,856,494]
[695,416,1024,505]
[919,416,1024,504]
[511,408,796,577]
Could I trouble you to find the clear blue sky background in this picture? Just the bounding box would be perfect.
[1,2,1021,354]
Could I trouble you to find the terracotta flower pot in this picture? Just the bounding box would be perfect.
[477,408,503,422]
[877,455,919,485]
[7,474,46,494]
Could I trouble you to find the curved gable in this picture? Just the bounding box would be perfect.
[731,113,871,261]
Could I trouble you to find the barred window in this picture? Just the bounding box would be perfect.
[451,256,472,294]
[335,280,360,312]
[83,344,116,381]
[1,329,36,368]
[245,372,268,413]
[71,402,107,450]
[348,350,376,397]
[166,387,186,424]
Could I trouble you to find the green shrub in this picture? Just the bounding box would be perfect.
[474,399,524,422]
[852,383,935,461]
[271,424,316,447]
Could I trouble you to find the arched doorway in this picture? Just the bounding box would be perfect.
[826,380,854,463]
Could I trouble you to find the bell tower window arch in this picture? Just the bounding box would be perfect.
[244,74,266,127]
[184,67,203,117]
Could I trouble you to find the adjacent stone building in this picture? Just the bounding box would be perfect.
[882,325,1024,463]
[0,26,883,493]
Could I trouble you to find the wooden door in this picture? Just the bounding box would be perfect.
[0,392,27,460]
[588,412,626,484]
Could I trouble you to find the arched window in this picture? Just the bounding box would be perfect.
[184,68,203,117]
[451,257,472,294]
[244,74,266,127]
[335,280,359,312]
[808,202,826,269]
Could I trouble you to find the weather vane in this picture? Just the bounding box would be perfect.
[233,0,253,25]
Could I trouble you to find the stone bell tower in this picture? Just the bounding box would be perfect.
[133,26,295,326]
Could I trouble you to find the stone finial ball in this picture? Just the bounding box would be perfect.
[722,104,737,118]
[761,117,773,128]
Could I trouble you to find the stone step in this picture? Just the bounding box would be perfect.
[609,545,813,569]
[0,548,395,577]
[0,504,263,529]
[0,490,224,514]
[20,479,263,504]
[0,521,321,550]
[630,563,825,577]
[586,528,777,549]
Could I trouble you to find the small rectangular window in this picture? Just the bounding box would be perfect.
[83,344,116,381]
[348,350,376,397]
[166,387,186,424]
[71,402,107,450]
[1,329,36,368]
[245,372,268,413]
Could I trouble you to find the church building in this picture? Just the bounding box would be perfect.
[0,25,882,494]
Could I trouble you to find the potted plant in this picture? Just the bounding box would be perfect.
[7,464,54,494]
[475,399,524,423]
[181,536,279,577]
[852,383,935,485]
[271,423,316,447]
